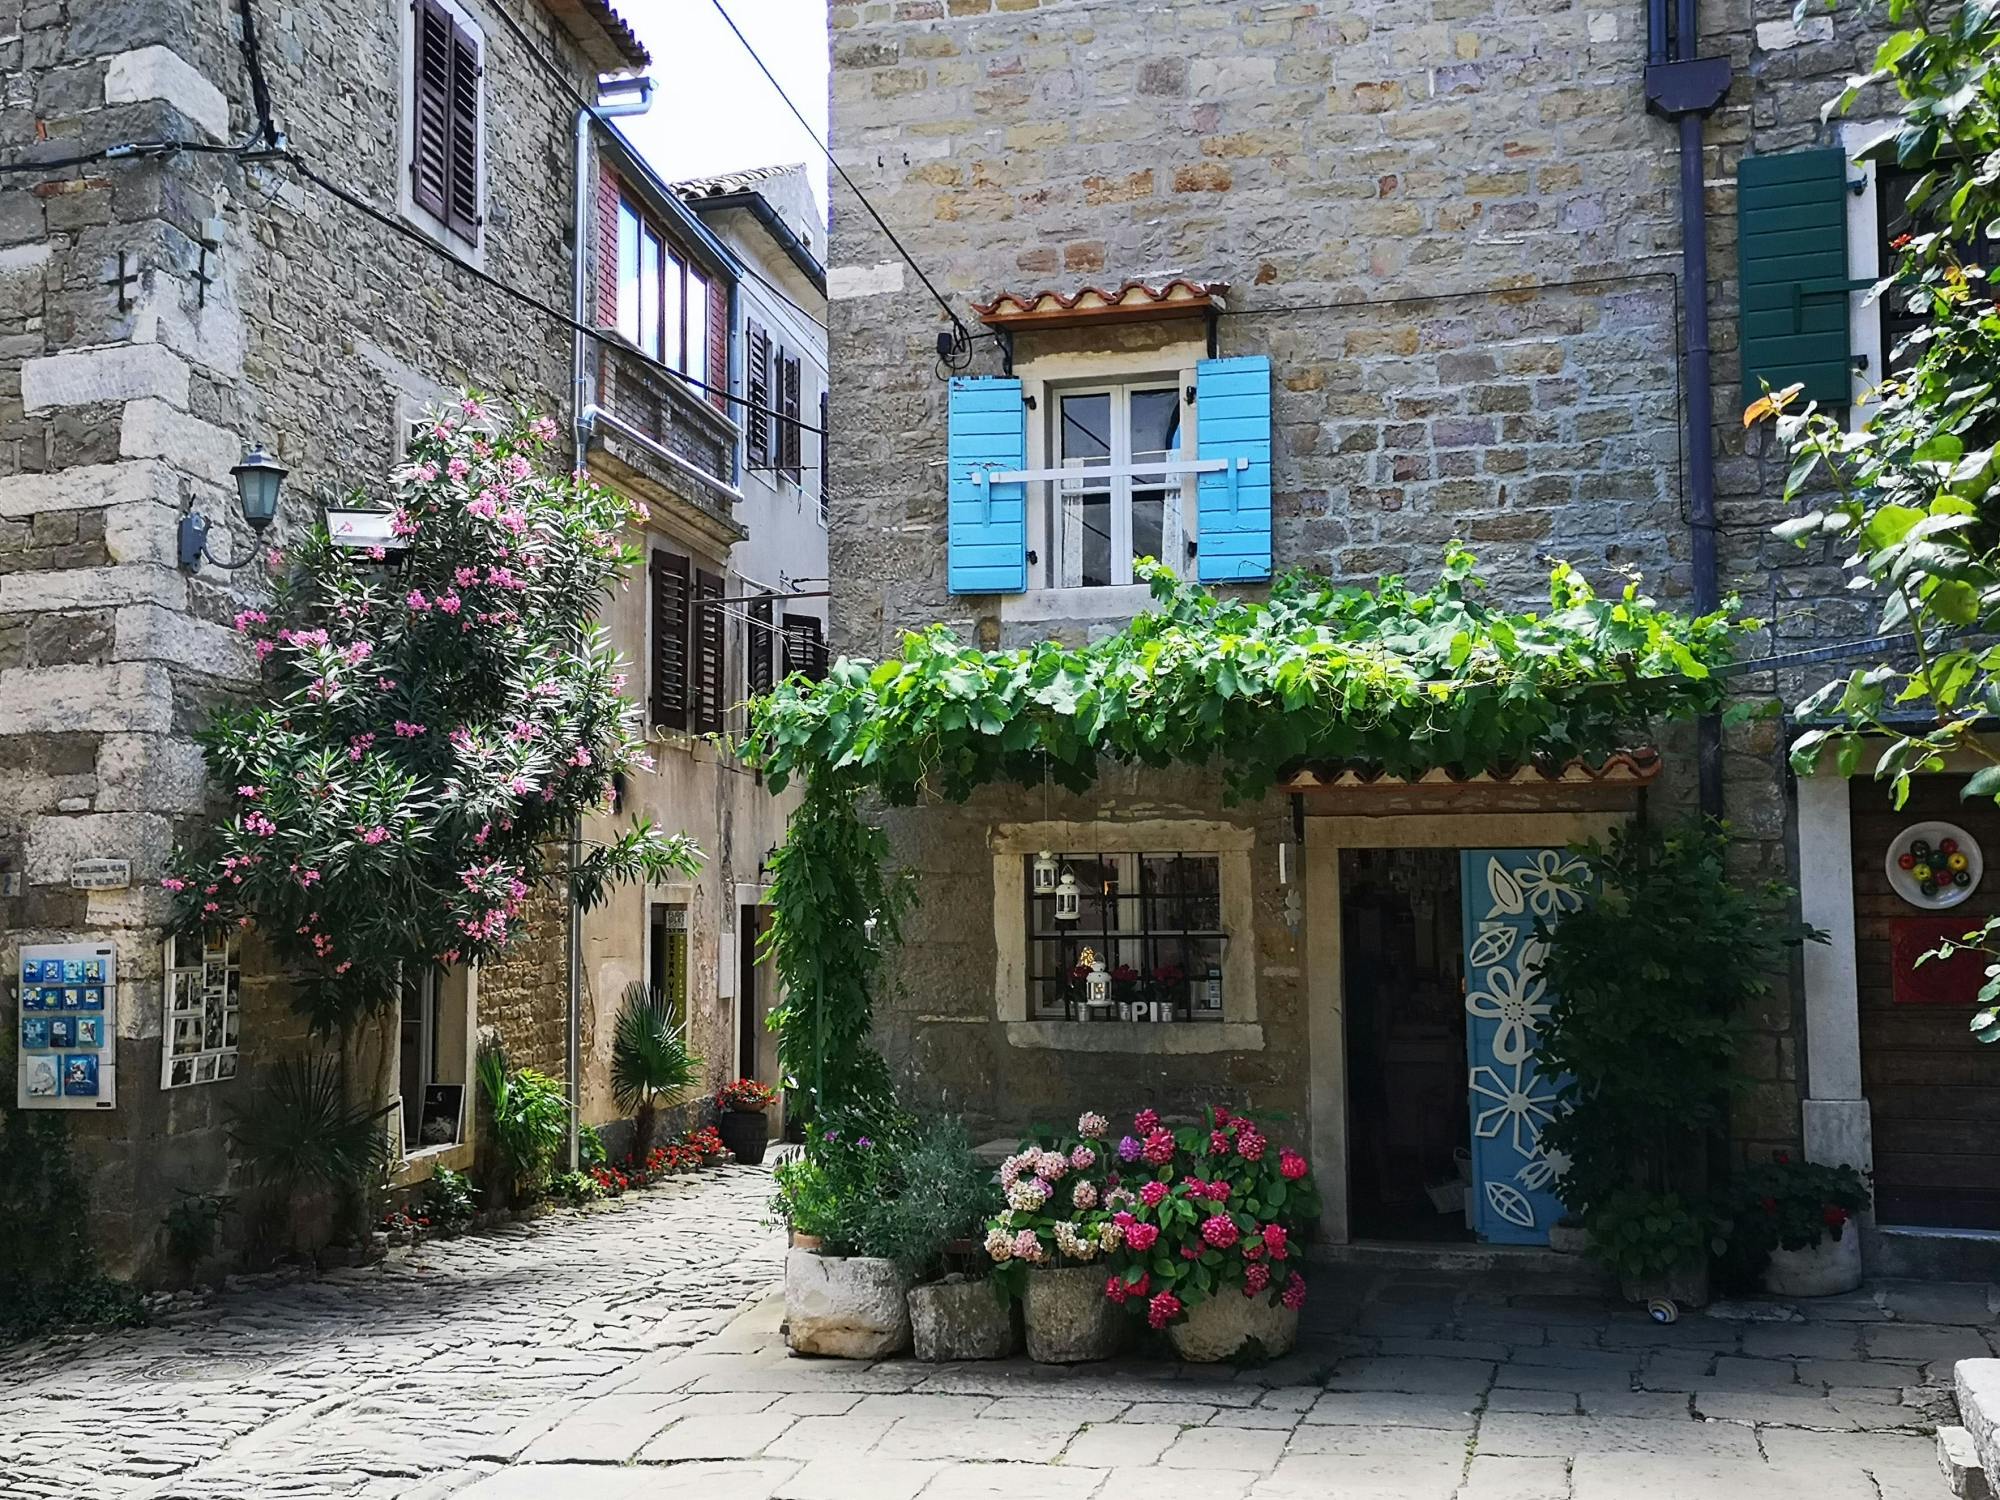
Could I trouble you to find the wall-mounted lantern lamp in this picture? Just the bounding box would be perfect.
[178,445,288,571]
[1032,850,1059,895]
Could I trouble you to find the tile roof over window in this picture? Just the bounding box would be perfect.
[540,0,649,71]
[673,163,804,201]
[1283,748,1664,790]
[971,278,1229,331]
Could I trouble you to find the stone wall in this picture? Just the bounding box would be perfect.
[824,0,1892,1165]
[0,0,596,1273]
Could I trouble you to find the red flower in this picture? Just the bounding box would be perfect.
[1891,232,1913,250]
[1761,1195,1778,1214]
[1210,1130,1233,1156]
[1279,1149,1308,1181]
[1774,1151,1790,1165]
[1823,1205,1849,1229]
[1146,1290,1183,1330]
[1134,1108,1161,1133]
[1104,1275,1129,1304]
[1124,1221,1160,1253]
[1213,1105,1231,1127]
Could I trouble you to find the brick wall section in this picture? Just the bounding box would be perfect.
[825,0,1895,1164]
[0,0,597,1273]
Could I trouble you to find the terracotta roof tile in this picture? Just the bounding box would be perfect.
[1283,747,1663,790]
[972,278,1228,330]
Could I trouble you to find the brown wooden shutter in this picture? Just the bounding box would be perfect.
[745,321,771,468]
[410,0,452,222]
[818,388,829,521]
[778,352,802,482]
[595,170,623,329]
[649,550,690,730]
[782,613,825,683]
[444,20,481,243]
[747,597,775,696]
[692,569,725,735]
[707,278,729,413]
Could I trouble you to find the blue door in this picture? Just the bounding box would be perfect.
[1459,848,1589,1244]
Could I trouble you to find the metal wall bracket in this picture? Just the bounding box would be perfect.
[106,251,139,312]
[1644,55,1732,118]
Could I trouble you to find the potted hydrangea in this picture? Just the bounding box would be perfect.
[1099,1106,1320,1362]
[984,1112,1124,1362]
[713,1077,778,1166]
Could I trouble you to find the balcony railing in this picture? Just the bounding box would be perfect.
[592,340,738,503]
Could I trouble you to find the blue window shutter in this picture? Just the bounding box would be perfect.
[1738,149,1853,406]
[946,376,1028,595]
[1194,355,1272,582]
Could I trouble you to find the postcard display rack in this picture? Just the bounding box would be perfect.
[16,941,117,1109]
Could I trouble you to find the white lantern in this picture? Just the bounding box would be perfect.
[1032,850,1060,895]
[1054,869,1081,922]
[1085,962,1110,1008]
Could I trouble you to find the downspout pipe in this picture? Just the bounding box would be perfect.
[566,75,655,1175]
[1646,0,1732,820]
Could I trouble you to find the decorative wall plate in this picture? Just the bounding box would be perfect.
[1885,821,1983,910]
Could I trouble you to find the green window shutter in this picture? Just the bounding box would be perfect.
[1738,148,1854,407]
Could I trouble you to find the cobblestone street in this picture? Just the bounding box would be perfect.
[3,1166,1994,1500]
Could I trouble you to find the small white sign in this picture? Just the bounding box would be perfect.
[70,859,131,891]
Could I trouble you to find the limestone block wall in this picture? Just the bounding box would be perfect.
[0,0,595,1273]
[823,0,1893,1160]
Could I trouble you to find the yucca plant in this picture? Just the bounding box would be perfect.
[611,981,701,1158]
[227,1053,391,1252]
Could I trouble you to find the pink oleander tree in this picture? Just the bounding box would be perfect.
[166,394,699,1034]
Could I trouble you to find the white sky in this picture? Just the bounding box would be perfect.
[611,0,831,229]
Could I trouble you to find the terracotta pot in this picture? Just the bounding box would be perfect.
[1762,1219,1863,1298]
[789,1230,823,1251]
[909,1277,1015,1361]
[716,1109,770,1166]
[1022,1265,1122,1363]
[1168,1290,1299,1363]
[784,1248,911,1358]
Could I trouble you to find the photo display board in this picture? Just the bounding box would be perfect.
[16,941,117,1110]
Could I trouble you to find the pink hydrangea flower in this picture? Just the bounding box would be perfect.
[1103,1275,1129,1305]
[1261,1223,1289,1259]
[1134,1108,1160,1133]
[1123,1221,1159,1253]
[1139,1180,1168,1208]
[1035,1149,1068,1181]
[1145,1290,1182,1330]
[1070,1180,1098,1211]
[1279,1149,1309,1181]
[1141,1128,1175,1166]
[1069,1143,1097,1171]
[1010,1228,1043,1263]
[1214,1106,1232,1126]
[1280,1271,1307,1310]
[1210,1129,1233,1155]
[1078,1111,1110,1140]
[1244,1262,1271,1295]
[1237,1129,1267,1162]
[1201,1213,1239,1249]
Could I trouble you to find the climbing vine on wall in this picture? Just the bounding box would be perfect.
[744,548,1756,1115]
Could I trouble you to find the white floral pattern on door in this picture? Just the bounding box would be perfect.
[1460,848,1587,1245]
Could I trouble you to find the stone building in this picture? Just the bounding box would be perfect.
[823,0,1995,1263]
[0,0,816,1274]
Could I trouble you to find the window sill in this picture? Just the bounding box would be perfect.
[389,1140,473,1189]
[1003,583,1157,623]
[1005,1020,1263,1054]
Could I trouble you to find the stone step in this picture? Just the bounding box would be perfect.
[1939,1425,1992,1500]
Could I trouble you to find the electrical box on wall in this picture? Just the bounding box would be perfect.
[15,942,117,1110]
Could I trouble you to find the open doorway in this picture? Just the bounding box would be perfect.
[1340,847,1472,1242]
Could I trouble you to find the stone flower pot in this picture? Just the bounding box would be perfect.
[1547,1222,1589,1255]
[715,1109,770,1166]
[909,1275,1015,1361]
[1620,1258,1710,1312]
[1022,1265,1122,1363]
[1168,1289,1299,1363]
[1762,1219,1863,1298]
[784,1248,911,1358]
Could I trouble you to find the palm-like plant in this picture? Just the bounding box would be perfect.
[611,981,701,1157]
[226,1053,391,1251]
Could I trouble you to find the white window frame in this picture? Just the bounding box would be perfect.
[1042,376,1195,591]
[161,933,241,1088]
[396,0,486,269]
[1841,119,1897,427]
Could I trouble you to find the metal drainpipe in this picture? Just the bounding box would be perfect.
[1650,0,1728,820]
[566,77,655,1173]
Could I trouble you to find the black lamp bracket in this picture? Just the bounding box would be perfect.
[176,505,262,573]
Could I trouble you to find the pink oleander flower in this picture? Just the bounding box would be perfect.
[361,825,389,845]
[466,494,497,520]
[530,416,558,445]
[1134,1108,1160,1133]
[1237,1129,1267,1162]
[160,876,187,893]
[1201,1213,1240,1249]
[1279,1149,1309,1181]
[505,454,532,481]
[1280,1271,1307,1311]
[437,591,462,615]
[1141,1128,1175,1166]
[394,720,426,738]
[1078,1111,1109,1140]
[447,457,471,480]
[236,785,258,798]
[406,590,431,612]
[1146,1290,1182,1330]
[1244,1262,1272,1295]
[367,545,386,561]
[254,639,275,660]
[455,566,479,587]
[203,901,219,913]
[232,609,267,632]
[1139,1180,1168,1208]
[1261,1223,1289,1259]
[569,747,591,767]
[1123,1221,1159,1253]
[1069,1143,1097,1171]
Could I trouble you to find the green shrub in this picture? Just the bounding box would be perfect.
[852,1118,999,1277]
[1584,1189,1719,1282]
[159,1190,233,1271]
[476,1042,569,1204]
[770,1106,910,1254]
[422,1167,479,1231]
[552,1170,604,1208]
[579,1124,607,1168]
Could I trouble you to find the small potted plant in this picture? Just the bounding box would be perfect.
[985,1112,1124,1362]
[1100,1105,1320,1361]
[873,1119,1013,1361]
[774,1114,913,1359]
[713,1078,778,1165]
[1726,1154,1870,1297]
[1584,1188,1717,1308]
